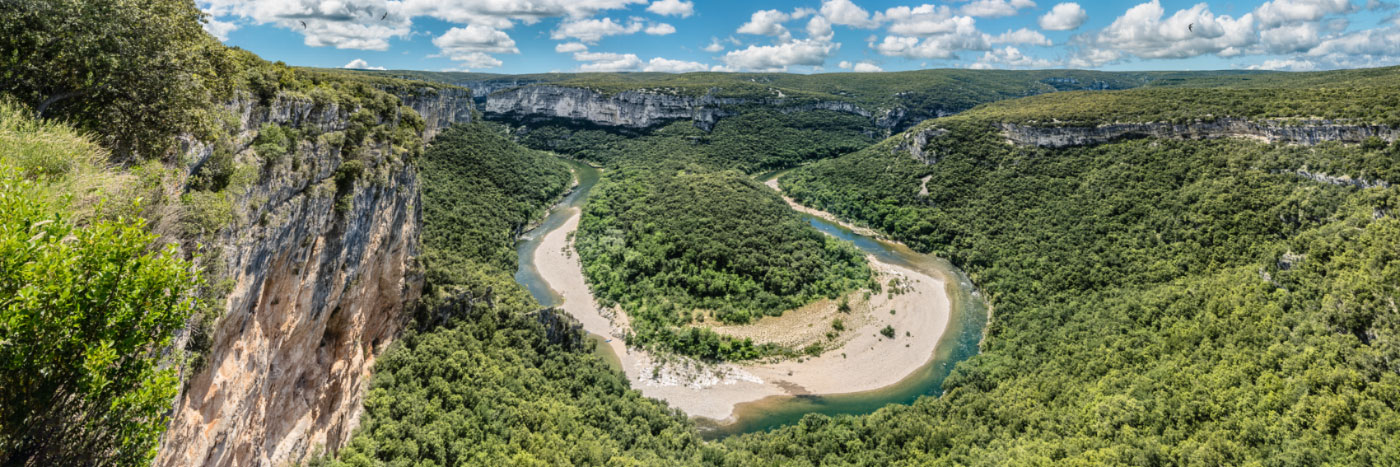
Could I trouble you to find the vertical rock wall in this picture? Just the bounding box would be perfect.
[157,88,470,466]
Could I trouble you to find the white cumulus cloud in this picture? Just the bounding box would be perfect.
[573,51,644,71]
[203,16,239,41]
[821,0,880,28]
[342,58,386,70]
[992,28,1051,46]
[1247,58,1319,70]
[960,0,1037,18]
[870,11,993,59]
[645,23,677,35]
[1254,0,1356,27]
[1091,0,1256,61]
[433,24,518,68]
[722,38,839,71]
[555,42,589,53]
[552,17,644,43]
[738,9,793,36]
[644,57,709,72]
[1039,3,1088,31]
[646,0,694,17]
[971,46,1059,68]
[838,60,884,71]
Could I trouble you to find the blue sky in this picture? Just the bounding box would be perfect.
[201,0,1400,74]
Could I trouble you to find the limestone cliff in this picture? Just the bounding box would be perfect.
[156,88,468,466]
[997,119,1400,148]
[398,87,473,139]
[484,85,896,132]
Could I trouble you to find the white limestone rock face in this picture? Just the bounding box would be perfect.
[997,120,1400,148]
[484,85,890,131]
[398,87,474,140]
[157,92,428,467]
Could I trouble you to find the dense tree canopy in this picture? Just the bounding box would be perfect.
[514,109,877,172]
[0,0,233,158]
[417,122,573,311]
[576,162,872,360]
[756,115,1400,463]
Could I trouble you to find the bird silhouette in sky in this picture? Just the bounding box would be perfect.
[381,12,388,20]
[1188,23,1194,32]
[300,20,307,29]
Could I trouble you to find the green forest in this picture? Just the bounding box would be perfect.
[575,161,872,360]
[326,122,718,466]
[416,122,572,310]
[765,108,1400,463]
[5,1,1400,465]
[511,109,877,172]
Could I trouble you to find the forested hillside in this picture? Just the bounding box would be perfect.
[416,122,572,310]
[326,122,719,466]
[515,109,876,172]
[761,82,1400,463]
[965,65,1400,127]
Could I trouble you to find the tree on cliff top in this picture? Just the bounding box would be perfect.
[0,0,232,160]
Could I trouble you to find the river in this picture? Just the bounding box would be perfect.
[514,161,988,438]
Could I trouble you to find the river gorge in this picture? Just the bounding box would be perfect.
[513,161,989,437]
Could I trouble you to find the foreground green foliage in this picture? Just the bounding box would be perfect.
[0,109,199,466]
[417,122,572,310]
[0,0,232,158]
[576,162,871,359]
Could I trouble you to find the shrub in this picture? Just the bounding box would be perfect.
[0,166,200,465]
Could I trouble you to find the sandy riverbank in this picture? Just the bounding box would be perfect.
[533,181,951,423]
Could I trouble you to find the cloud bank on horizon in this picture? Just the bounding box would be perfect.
[200,0,1400,73]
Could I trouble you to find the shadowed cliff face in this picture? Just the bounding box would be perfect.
[156,89,469,467]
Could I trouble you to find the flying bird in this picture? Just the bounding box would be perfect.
[1188,23,1193,32]
[299,20,307,29]
[380,12,388,20]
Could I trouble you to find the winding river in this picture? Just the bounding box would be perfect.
[514,161,988,438]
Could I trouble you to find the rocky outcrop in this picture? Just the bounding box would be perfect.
[460,78,544,104]
[1288,168,1391,189]
[895,126,950,164]
[158,93,422,467]
[998,119,1400,148]
[484,85,886,132]
[398,87,473,139]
